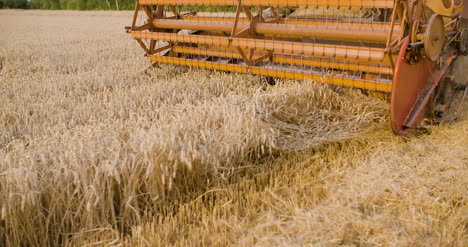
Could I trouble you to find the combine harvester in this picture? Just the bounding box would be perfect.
[126,0,468,134]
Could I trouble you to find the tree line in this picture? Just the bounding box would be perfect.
[0,0,136,10]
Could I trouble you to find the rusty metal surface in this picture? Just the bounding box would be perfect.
[390,37,435,134]
[403,55,455,128]
[424,14,445,61]
[463,0,468,19]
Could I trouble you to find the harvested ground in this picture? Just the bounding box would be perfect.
[0,10,467,247]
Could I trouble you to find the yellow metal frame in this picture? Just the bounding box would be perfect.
[131,0,400,94]
[172,46,394,74]
[131,31,392,64]
[150,56,392,92]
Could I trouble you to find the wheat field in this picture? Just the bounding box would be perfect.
[0,9,467,247]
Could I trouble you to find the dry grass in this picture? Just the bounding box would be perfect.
[0,10,467,247]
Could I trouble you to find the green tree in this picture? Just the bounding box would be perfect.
[2,0,29,8]
[27,0,137,10]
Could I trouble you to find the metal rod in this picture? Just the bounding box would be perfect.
[179,16,400,30]
[151,19,399,42]
[231,0,243,39]
[385,0,398,50]
[131,2,140,29]
[150,55,393,92]
[139,0,394,8]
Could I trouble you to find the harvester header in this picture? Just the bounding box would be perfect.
[127,0,468,134]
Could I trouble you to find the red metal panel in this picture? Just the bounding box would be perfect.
[390,37,435,134]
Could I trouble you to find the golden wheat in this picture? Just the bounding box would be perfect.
[0,9,466,247]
